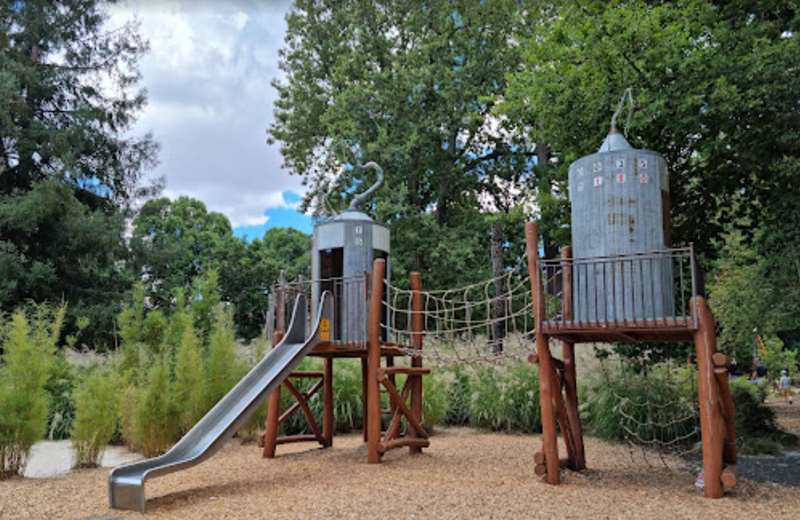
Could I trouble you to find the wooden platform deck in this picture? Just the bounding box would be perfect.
[541,317,696,343]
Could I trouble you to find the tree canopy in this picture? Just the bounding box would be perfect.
[0,0,159,346]
[269,0,542,288]
[131,196,310,340]
[502,0,800,257]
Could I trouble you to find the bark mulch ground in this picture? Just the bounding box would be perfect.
[2,428,800,520]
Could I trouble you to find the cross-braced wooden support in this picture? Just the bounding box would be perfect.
[261,282,334,458]
[367,260,429,462]
[526,223,583,483]
[524,221,736,496]
[693,295,737,498]
[260,361,334,456]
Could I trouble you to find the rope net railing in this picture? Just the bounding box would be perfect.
[265,266,566,365]
[381,267,543,366]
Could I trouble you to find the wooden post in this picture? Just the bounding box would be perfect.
[551,370,576,468]
[361,271,370,443]
[323,357,334,447]
[560,246,586,470]
[262,281,287,459]
[409,271,424,454]
[525,222,560,484]
[361,357,369,442]
[266,292,275,341]
[367,259,386,463]
[712,354,737,465]
[276,271,287,334]
[693,296,724,498]
[386,355,397,418]
[262,328,284,458]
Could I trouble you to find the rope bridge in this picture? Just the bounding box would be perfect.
[382,268,538,366]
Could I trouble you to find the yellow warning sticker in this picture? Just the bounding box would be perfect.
[319,319,331,341]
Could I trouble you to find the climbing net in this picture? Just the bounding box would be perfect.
[610,365,700,467]
[382,268,539,366]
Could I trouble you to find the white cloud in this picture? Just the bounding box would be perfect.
[109,0,303,228]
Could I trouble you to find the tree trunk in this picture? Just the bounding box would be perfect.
[490,220,505,353]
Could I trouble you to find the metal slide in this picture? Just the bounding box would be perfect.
[109,292,333,513]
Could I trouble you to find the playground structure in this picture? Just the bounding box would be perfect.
[108,113,737,513]
[525,223,737,497]
[259,263,431,463]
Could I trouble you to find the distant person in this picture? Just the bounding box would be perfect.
[751,357,767,381]
[779,369,793,405]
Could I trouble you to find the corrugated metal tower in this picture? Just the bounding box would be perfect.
[311,162,390,343]
[568,121,673,321]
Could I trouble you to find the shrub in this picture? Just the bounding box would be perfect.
[583,363,698,449]
[45,353,79,440]
[444,369,472,426]
[239,335,270,442]
[730,377,795,454]
[204,305,239,410]
[141,310,167,356]
[422,372,449,430]
[163,300,192,372]
[134,359,178,457]
[116,381,141,450]
[0,306,63,478]
[174,324,206,433]
[191,270,221,340]
[117,340,147,384]
[469,367,504,430]
[71,368,120,467]
[330,359,364,433]
[496,362,540,433]
[465,363,541,433]
[761,336,797,383]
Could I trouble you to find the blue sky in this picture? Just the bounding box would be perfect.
[110,1,312,238]
[234,191,311,240]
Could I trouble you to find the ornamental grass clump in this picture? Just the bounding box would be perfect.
[204,304,239,411]
[468,366,504,430]
[239,335,270,442]
[71,368,120,467]
[134,358,178,457]
[330,359,365,432]
[174,324,206,433]
[466,363,541,433]
[422,372,449,430]
[0,306,63,478]
[495,362,540,433]
[444,369,472,426]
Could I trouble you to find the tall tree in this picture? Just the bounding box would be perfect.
[1,0,159,201]
[503,0,800,258]
[131,196,311,340]
[130,197,234,310]
[0,1,159,347]
[221,227,310,340]
[269,1,540,289]
[0,181,132,347]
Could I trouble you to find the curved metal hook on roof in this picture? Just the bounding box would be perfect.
[610,87,634,136]
[348,161,384,211]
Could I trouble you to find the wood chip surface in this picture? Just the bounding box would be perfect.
[1,428,798,519]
